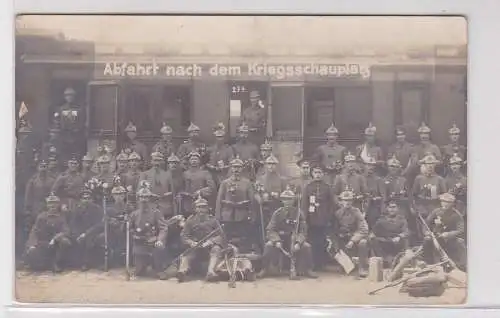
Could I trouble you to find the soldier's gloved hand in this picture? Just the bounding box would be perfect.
[392,236,401,243]
[275,241,282,249]
[76,233,86,243]
[155,241,164,248]
[345,240,354,249]
[292,243,301,253]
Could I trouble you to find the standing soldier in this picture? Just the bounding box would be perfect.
[255,139,273,177]
[96,154,115,187]
[177,122,207,168]
[387,126,414,180]
[362,156,386,229]
[423,193,466,271]
[122,122,149,169]
[115,151,130,183]
[47,149,60,179]
[124,151,142,201]
[356,123,384,175]
[177,195,224,282]
[290,157,312,196]
[165,153,185,217]
[258,187,318,280]
[182,151,216,216]
[138,152,169,215]
[206,123,234,187]
[40,123,62,164]
[81,153,96,183]
[24,193,71,272]
[240,90,267,147]
[128,185,169,279]
[333,153,367,210]
[369,201,410,265]
[24,159,56,230]
[442,123,467,175]
[410,122,442,174]
[56,87,86,162]
[255,154,287,241]
[52,155,85,213]
[329,187,370,277]
[105,184,130,267]
[445,153,467,217]
[312,123,346,185]
[153,123,177,169]
[215,156,255,252]
[68,188,104,271]
[301,165,335,271]
[232,122,260,181]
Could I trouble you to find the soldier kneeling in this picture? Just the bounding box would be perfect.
[258,187,318,280]
[177,195,224,283]
[24,193,71,272]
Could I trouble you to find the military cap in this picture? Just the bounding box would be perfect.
[81,187,92,197]
[249,90,260,98]
[116,151,129,162]
[187,122,200,133]
[325,123,339,135]
[417,122,431,134]
[128,151,141,161]
[296,157,311,167]
[363,155,377,165]
[98,154,111,163]
[449,153,463,165]
[439,192,456,203]
[214,129,225,137]
[45,192,60,203]
[68,155,80,163]
[230,156,244,167]
[238,122,249,133]
[387,154,402,168]
[311,164,324,171]
[387,200,399,208]
[151,151,164,161]
[137,186,154,198]
[112,185,127,195]
[280,186,295,199]
[49,145,58,154]
[124,121,137,133]
[188,151,201,159]
[419,153,440,165]
[344,152,356,163]
[265,154,279,164]
[194,195,209,207]
[64,87,76,95]
[339,187,355,201]
[38,159,48,166]
[82,153,93,162]
[364,122,377,136]
[395,126,406,136]
[167,153,180,163]
[160,122,173,135]
[448,123,460,135]
[260,139,273,151]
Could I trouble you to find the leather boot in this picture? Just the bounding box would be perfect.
[304,270,319,279]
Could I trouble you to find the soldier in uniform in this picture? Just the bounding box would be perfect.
[123,122,149,169]
[240,90,267,147]
[329,187,370,277]
[177,195,224,282]
[95,154,115,187]
[423,193,466,271]
[215,157,255,252]
[442,123,467,175]
[333,153,367,210]
[81,153,96,183]
[387,126,414,180]
[312,123,346,185]
[104,184,130,266]
[24,159,56,229]
[258,187,317,280]
[182,151,216,216]
[153,123,177,169]
[56,87,86,162]
[124,152,142,196]
[51,155,85,213]
[444,153,467,217]
[138,152,169,215]
[115,151,130,183]
[410,123,442,174]
[40,124,62,164]
[128,185,169,279]
[356,123,384,175]
[370,201,410,265]
[206,123,234,187]
[301,165,335,271]
[165,153,186,217]
[24,193,71,272]
[290,157,312,196]
[177,122,207,168]
[232,122,260,181]
[68,188,104,270]
[255,139,273,177]
[362,156,386,229]
[47,150,60,179]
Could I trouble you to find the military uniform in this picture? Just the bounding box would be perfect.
[164,154,185,217]
[105,185,130,266]
[312,123,346,185]
[153,123,177,169]
[122,122,149,168]
[81,153,96,183]
[24,161,56,221]
[423,193,466,271]
[124,152,142,205]
[24,194,71,272]
[177,123,208,168]
[333,153,367,210]
[51,157,85,212]
[206,124,234,186]
[445,155,467,216]
[363,156,386,229]
[240,90,267,146]
[411,123,442,178]
[442,124,467,176]
[138,152,170,215]
[255,140,273,177]
[178,196,224,282]
[56,88,86,161]
[114,151,130,184]
[387,127,414,178]
[182,152,216,216]
[232,123,260,181]
[356,123,385,175]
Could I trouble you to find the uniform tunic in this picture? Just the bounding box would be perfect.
[313,143,347,184]
[24,173,56,216]
[442,143,467,164]
[371,213,410,258]
[333,172,367,208]
[356,143,384,163]
[333,206,369,242]
[183,167,216,215]
[411,173,447,217]
[232,141,260,180]
[387,141,414,175]
[445,172,467,215]
[241,106,267,146]
[123,140,149,167]
[163,168,186,216]
[206,143,234,185]
[177,140,208,167]
[129,207,168,255]
[364,174,386,228]
[68,201,104,243]
[153,141,176,168]
[138,168,170,214]
[57,104,86,160]
[52,171,85,209]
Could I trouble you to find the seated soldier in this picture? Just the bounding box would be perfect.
[24,193,72,272]
[258,186,318,280]
[370,201,410,266]
[328,187,370,277]
[423,193,466,271]
[177,195,224,282]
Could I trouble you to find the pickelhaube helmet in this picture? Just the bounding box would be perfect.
[260,139,272,151]
[98,154,111,163]
[136,184,154,198]
[112,185,127,195]
[280,185,296,199]
[45,192,60,203]
[448,123,460,135]
[194,194,209,207]
[230,155,244,167]
[187,122,200,133]
[339,186,355,201]
[325,123,339,135]
[64,87,76,95]
[188,151,201,159]
[213,122,226,137]
[151,151,164,161]
[167,153,180,163]
[128,151,141,161]
[124,121,137,133]
[238,122,249,133]
[296,157,311,168]
[387,154,402,168]
[417,122,431,134]
[116,151,129,162]
[81,187,92,197]
[363,155,377,165]
[38,159,48,166]
[449,153,463,165]
[265,154,279,164]
[82,153,93,162]
[160,122,173,135]
[344,152,356,163]
[419,153,440,165]
[439,192,456,203]
[395,125,406,136]
[364,122,377,136]
[68,154,80,164]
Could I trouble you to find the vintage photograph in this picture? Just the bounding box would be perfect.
[14,15,467,305]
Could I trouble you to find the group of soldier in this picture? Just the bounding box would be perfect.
[15,88,467,284]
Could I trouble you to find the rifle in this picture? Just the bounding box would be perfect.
[289,194,302,279]
[125,215,131,281]
[103,195,109,272]
[254,183,267,247]
[368,260,448,295]
[215,219,236,288]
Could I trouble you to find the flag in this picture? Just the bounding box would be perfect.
[19,101,28,119]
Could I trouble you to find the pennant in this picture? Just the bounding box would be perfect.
[19,101,28,119]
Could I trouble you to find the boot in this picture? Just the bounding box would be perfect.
[52,262,63,273]
[289,271,299,280]
[256,269,268,279]
[304,270,319,279]
[157,271,170,280]
[205,271,218,282]
[176,271,187,283]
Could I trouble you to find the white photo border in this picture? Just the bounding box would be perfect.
[4,0,500,316]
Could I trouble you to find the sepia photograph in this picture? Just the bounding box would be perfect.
[14,15,467,305]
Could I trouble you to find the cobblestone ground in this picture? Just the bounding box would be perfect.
[15,269,466,305]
